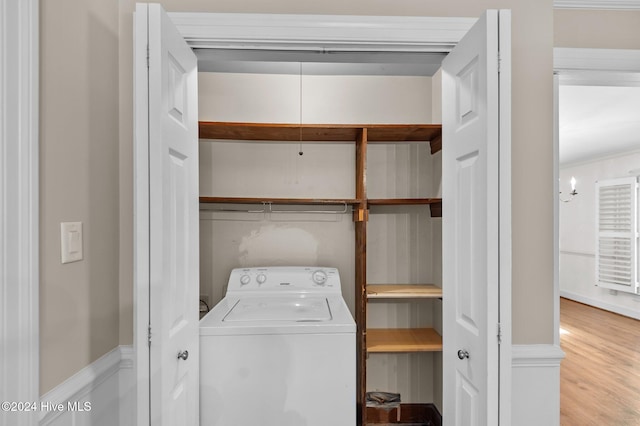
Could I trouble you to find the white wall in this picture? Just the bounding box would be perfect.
[559,151,640,318]
[199,72,432,124]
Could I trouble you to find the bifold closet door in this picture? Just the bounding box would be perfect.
[135,3,200,425]
[442,9,510,426]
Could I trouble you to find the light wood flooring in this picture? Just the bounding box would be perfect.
[560,297,640,425]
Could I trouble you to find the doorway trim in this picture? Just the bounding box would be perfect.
[553,0,640,9]
[555,48,640,75]
[0,0,40,425]
[135,10,512,425]
[553,47,640,344]
[168,13,476,53]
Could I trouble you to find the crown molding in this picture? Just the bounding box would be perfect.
[554,0,640,10]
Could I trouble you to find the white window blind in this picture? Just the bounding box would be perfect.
[595,177,639,294]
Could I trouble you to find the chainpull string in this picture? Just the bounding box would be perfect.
[299,62,303,156]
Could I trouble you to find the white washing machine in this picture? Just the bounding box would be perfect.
[199,266,356,426]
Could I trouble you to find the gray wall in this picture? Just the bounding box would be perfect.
[554,9,640,49]
[40,0,120,394]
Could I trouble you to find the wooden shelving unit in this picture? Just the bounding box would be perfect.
[367,328,443,353]
[367,284,442,299]
[198,121,443,426]
[200,196,360,205]
[199,121,442,153]
[362,122,443,425]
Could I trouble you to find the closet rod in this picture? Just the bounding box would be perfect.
[202,201,350,215]
[269,202,349,214]
[207,207,268,213]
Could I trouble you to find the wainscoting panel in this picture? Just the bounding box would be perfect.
[512,344,565,426]
[119,346,135,426]
[40,343,566,425]
[40,346,134,426]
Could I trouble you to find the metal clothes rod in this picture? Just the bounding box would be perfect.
[209,206,268,213]
[202,201,350,215]
[268,202,349,214]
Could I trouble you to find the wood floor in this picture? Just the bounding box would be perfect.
[560,298,640,426]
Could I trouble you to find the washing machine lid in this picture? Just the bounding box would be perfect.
[223,296,332,322]
[200,294,356,335]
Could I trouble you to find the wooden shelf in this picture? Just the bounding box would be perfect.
[367,124,442,155]
[366,125,441,143]
[198,122,442,153]
[368,198,442,218]
[200,196,360,205]
[367,284,442,299]
[367,328,442,353]
[200,122,361,141]
[367,198,441,206]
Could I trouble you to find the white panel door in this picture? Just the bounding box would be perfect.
[442,10,508,426]
[136,3,199,425]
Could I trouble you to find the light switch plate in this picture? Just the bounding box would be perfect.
[61,222,83,264]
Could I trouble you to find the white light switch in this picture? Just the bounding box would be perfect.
[61,222,83,264]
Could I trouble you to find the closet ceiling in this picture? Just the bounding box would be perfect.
[560,84,640,165]
[194,49,446,76]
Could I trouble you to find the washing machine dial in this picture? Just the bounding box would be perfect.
[312,270,328,285]
[240,274,251,285]
[256,273,267,284]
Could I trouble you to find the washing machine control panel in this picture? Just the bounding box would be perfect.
[312,270,328,285]
[227,266,341,294]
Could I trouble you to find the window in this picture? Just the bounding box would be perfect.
[596,177,639,294]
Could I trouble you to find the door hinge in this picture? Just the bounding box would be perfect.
[148,324,152,347]
[497,52,501,74]
[497,323,503,345]
[146,44,150,68]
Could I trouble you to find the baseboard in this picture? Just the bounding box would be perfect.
[560,290,640,320]
[40,345,134,426]
[512,344,564,426]
[119,345,135,426]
